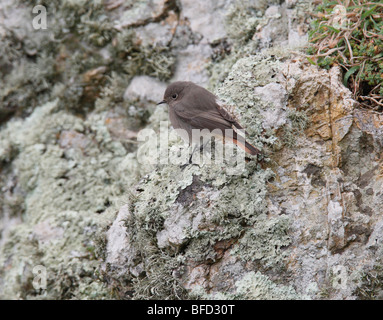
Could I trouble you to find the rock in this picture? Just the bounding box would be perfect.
[135,22,174,47]
[171,44,213,86]
[156,204,193,248]
[114,0,170,29]
[105,204,143,278]
[2,0,383,301]
[134,9,179,47]
[180,0,230,43]
[124,75,167,103]
[265,5,281,19]
[268,58,383,299]
[254,83,288,130]
[59,130,93,152]
[254,5,288,48]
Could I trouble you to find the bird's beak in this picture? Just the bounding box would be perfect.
[157,100,166,105]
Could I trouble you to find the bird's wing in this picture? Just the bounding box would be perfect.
[173,87,244,133]
[172,86,260,155]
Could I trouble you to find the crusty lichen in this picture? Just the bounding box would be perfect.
[2,0,175,123]
[281,109,309,147]
[1,0,311,300]
[111,29,176,81]
[225,1,260,44]
[354,265,383,300]
[191,271,305,300]
[0,97,144,299]
[118,52,294,299]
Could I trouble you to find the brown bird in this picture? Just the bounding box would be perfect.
[157,81,260,161]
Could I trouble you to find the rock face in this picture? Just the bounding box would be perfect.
[1,0,383,300]
[270,61,383,299]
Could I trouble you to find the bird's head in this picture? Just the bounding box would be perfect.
[157,81,192,106]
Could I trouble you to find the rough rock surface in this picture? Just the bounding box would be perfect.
[1,0,382,300]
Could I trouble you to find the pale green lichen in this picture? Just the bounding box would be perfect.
[281,109,309,148]
[111,29,176,81]
[215,54,281,152]
[1,0,299,300]
[0,210,110,299]
[231,215,291,269]
[233,271,303,299]
[191,271,305,300]
[0,98,144,299]
[208,0,281,86]
[118,52,293,299]
[225,1,260,44]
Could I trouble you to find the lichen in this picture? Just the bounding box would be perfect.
[281,109,309,147]
[215,54,281,150]
[111,29,176,81]
[1,0,312,300]
[118,52,294,299]
[208,0,282,87]
[354,265,383,300]
[225,1,260,44]
[190,271,304,300]
[0,98,143,299]
[231,215,291,269]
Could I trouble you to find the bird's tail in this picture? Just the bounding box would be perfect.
[232,138,260,156]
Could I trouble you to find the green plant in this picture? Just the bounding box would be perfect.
[307,0,383,111]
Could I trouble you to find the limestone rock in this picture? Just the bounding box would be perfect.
[1,0,383,301]
[105,205,143,278]
[254,82,288,130]
[180,0,231,43]
[114,0,170,29]
[124,75,167,103]
[171,44,213,86]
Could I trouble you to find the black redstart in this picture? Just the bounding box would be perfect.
[157,81,260,160]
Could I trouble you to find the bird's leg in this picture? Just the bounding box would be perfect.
[199,140,210,154]
[188,144,199,164]
[180,144,199,170]
[191,140,210,163]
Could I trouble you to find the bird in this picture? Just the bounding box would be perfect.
[157,81,260,162]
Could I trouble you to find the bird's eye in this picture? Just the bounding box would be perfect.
[172,93,178,99]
